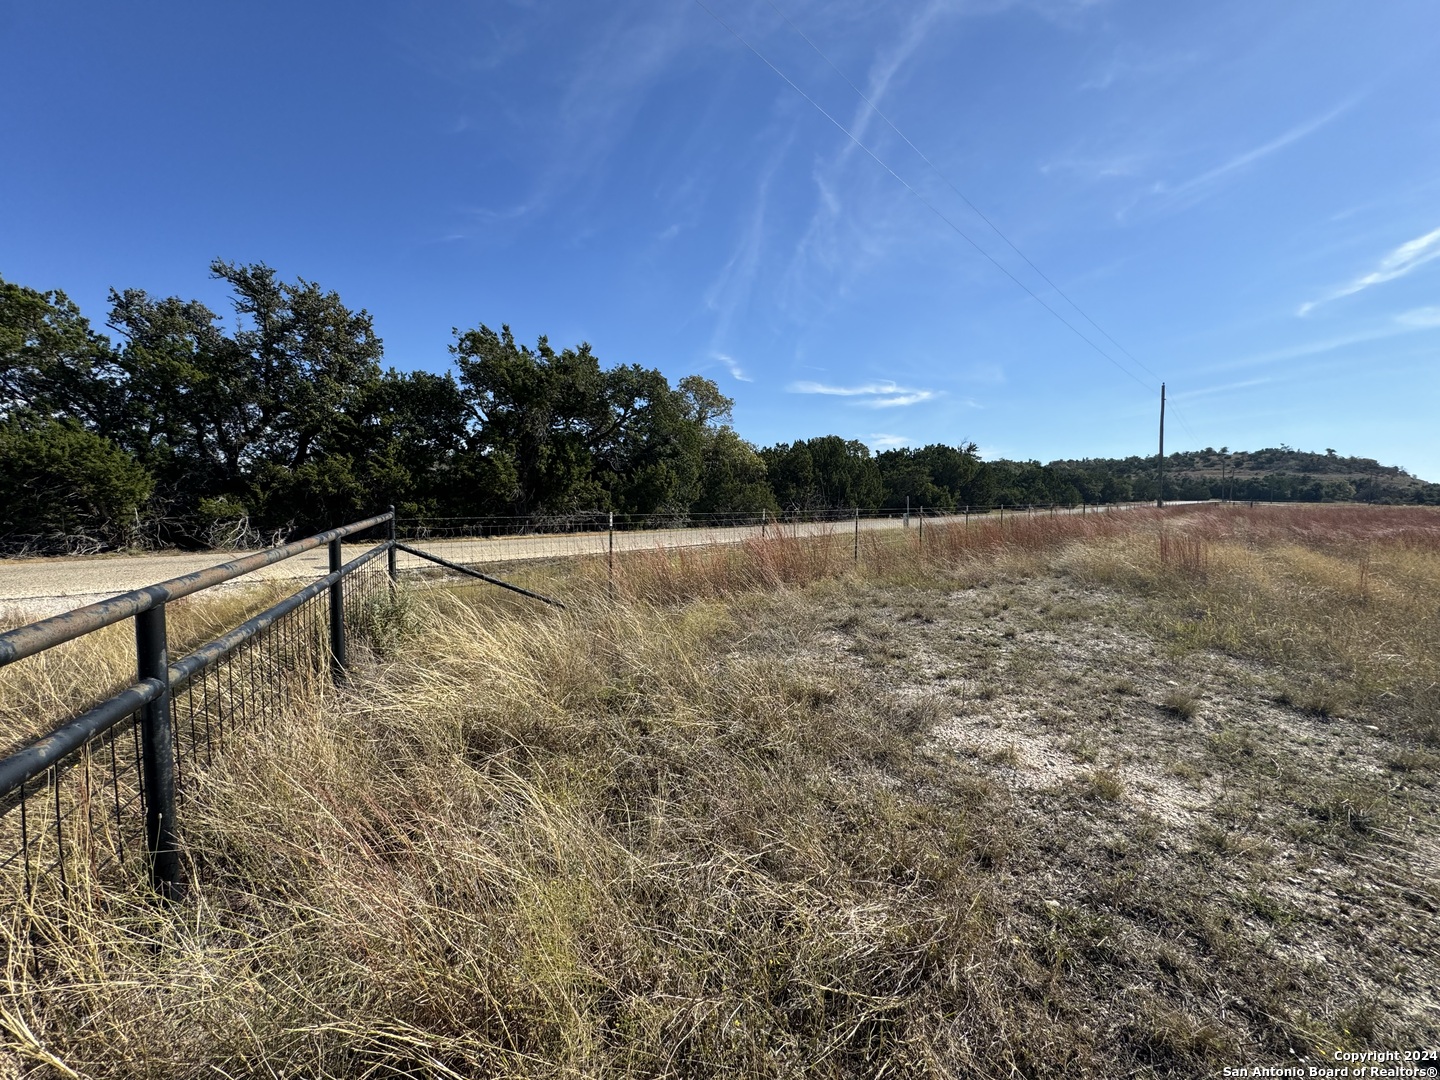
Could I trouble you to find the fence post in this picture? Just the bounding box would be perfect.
[918,507,924,549]
[608,511,615,589]
[136,605,180,897]
[999,504,1005,525]
[329,537,346,679]
[761,508,767,540]
[386,505,397,586]
[853,507,860,564]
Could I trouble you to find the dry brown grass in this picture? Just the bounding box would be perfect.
[1,504,1437,1077]
[0,582,296,755]
[1061,505,1440,746]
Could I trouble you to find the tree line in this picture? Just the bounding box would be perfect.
[3,263,1434,552]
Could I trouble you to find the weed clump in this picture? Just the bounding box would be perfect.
[1162,690,1200,720]
[1081,769,1125,801]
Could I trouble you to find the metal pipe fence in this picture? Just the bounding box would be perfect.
[0,511,395,904]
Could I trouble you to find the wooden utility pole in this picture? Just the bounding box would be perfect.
[1156,382,1166,509]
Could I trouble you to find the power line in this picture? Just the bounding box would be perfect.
[689,0,1156,393]
[763,0,1167,388]
[766,0,1169,388]
[1167,399,1203,447]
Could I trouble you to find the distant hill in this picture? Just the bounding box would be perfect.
[1046,447,1440,505]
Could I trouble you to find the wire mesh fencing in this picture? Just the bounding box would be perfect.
[0,512,396,908]
[0,705,147,905]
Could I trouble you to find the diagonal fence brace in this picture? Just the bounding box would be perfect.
[394,543,565,609]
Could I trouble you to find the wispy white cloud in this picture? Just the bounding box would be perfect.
[556,7,695,155]
[958,361,1006,385]
[872,391,935,407]
[866,433,910,449]
[714,352,753,382]
[1298,225,1440,315]
[1172,376,1273,401]
[843,0,949,153]
[1041,151,1152,181]
[1151,102,1353,207]
[1204,329,1390,374]
[788,379,938,408]
[703,130,795,342]
[440,7,696,241]
[791,379,898,395]
[1204,308,1440,374]
[778,1,951,314]
[460,199,543,225]
[1396,305,1440,328]
[1079,47,1203,92]
[789,380,914,396]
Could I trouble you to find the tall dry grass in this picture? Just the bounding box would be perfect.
[456,503,1440,745]
[1061,505,1440,744]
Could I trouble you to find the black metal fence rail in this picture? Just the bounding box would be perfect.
[394,543,565,608]
[0,510,396,903]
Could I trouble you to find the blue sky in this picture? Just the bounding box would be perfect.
[3,1,1438,476]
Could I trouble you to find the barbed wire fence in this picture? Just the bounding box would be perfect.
[393,503,1152,585]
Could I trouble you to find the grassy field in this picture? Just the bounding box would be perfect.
[2,504,1437,1077]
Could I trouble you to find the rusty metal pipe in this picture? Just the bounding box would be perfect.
[0,511,393,669]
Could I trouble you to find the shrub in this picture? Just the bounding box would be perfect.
[0,414,153,552]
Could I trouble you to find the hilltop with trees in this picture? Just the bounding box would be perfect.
[3,263,1436,552]
[1048,446,1438,505]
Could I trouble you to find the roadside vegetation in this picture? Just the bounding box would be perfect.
[2,504,1437,1077]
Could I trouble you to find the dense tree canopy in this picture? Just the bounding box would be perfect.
[0,415,153,550]
[449,326,738,519]
[3,263,1435,551]
[761,437,884,512]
